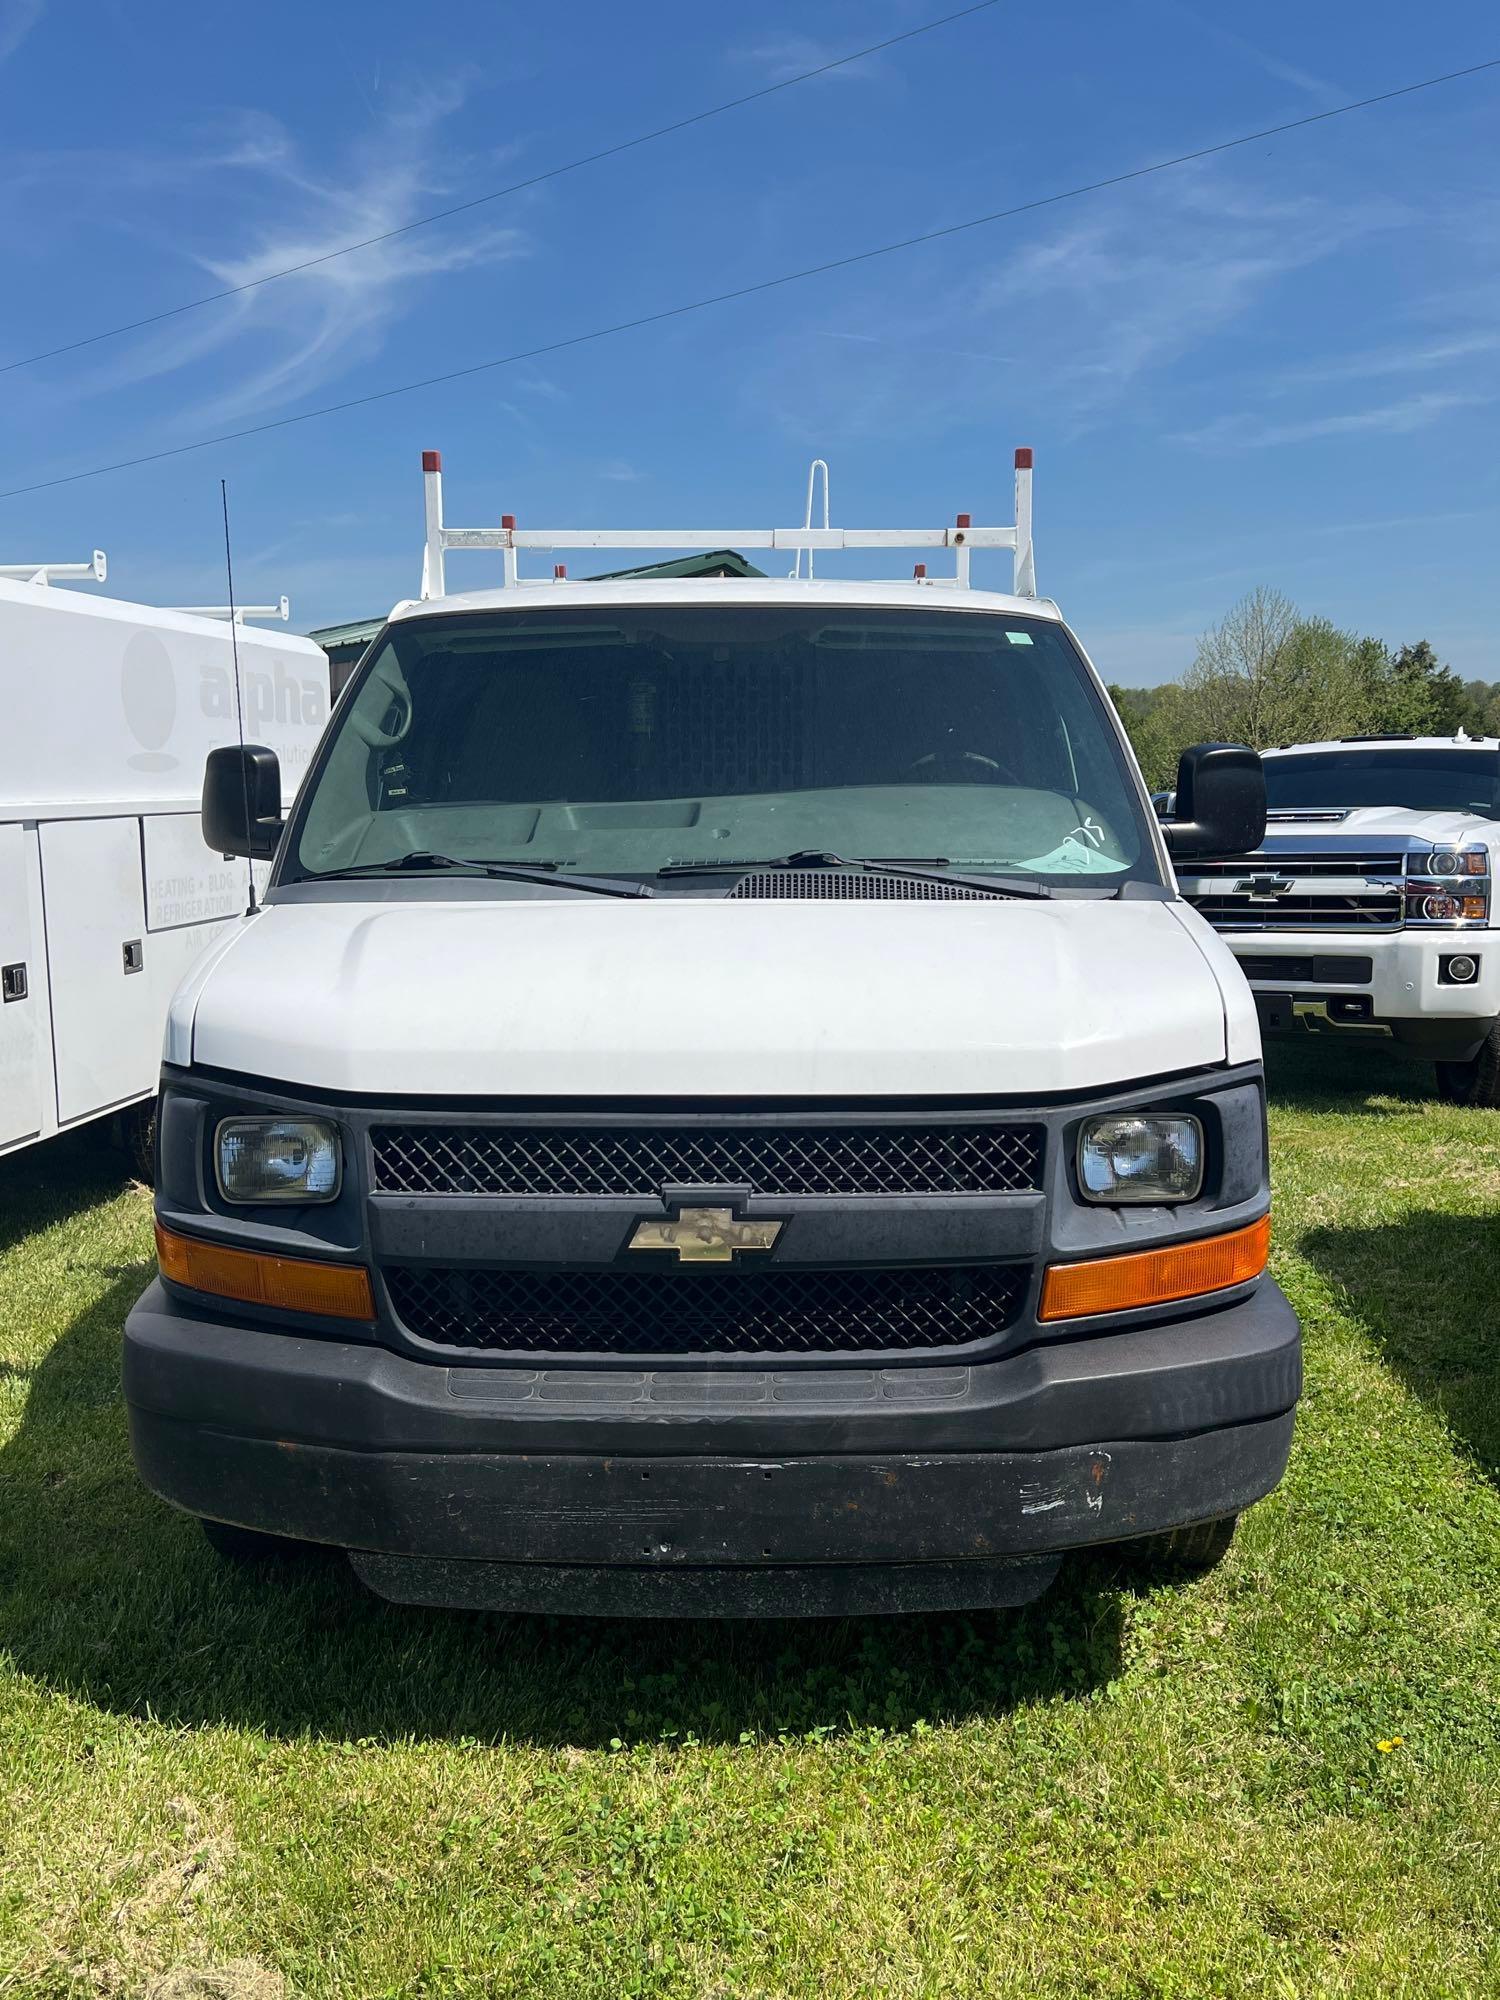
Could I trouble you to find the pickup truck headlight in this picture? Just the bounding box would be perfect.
[1406,848,1490,925]
[216,1118,342,1203]
[1078,1114,1203,1203]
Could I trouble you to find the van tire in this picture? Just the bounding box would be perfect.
[1435,1022,1500,1107]
[120,1097,157,1183]
[1123,1514,1238,1576]
[198,1518,308,1564]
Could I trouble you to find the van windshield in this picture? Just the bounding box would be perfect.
[287,605,1158,886]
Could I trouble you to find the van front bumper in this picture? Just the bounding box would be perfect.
[124,1277,1300,1616]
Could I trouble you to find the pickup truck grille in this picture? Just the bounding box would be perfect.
[370,1121,1044,1197]
[1187,890,1401,929]
[1180,852,1406,931]
[383,1260,1028,1356]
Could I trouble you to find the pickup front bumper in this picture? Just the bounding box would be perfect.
[1219,929,1499,1060]
[124,1276,1301,1616]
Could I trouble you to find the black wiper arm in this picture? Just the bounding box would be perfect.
[657,850,1052,899]
[311,851,652,898]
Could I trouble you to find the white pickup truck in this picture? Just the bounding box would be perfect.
[1177,736,1500,1105]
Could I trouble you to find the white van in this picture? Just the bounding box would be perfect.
[124,451,1301,1617]
[0,558,329,1165]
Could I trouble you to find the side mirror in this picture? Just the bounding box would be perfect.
[203,743,283,860]
[1162,742,1265,858]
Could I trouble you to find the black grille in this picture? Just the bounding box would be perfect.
[1236,954,1374,984]
[1188,892,1400,929]
[383,1261,1028,1356]
[729,870,1006,901]
[1188,851,1406,877]
[371,1121,1043,1197]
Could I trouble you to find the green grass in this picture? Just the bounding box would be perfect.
[1,1045,1498,1998]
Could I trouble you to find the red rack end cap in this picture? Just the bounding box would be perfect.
[501,514,516,531]
[1014,447,1034,470]
[955,512,971,529]
[554,563,567,579]
[913,563,927,579]
[421,450,442,472]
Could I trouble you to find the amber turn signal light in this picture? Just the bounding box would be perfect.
[1039,1214,1270,1322]
[155,1221,375,1321]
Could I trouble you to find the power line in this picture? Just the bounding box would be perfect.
[3,54,1496,504]
[0,0,1004,376]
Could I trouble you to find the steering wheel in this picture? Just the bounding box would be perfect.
[906,747,1015,784]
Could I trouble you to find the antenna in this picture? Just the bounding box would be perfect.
[219,480,258,916]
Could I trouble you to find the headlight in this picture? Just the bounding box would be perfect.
[216,1118,342,1202]
[1406,847,1489,925]
[1078,1114,1203,1204]
[1412,847,1486,878]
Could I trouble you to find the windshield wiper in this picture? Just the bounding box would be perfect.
[657,850,1052,899]
[306,851,652,898]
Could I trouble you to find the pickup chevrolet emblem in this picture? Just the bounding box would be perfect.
[1235,873,1296,902]
[627,1207,784,1263]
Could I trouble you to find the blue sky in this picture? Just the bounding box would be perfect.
[1,0,1496,682]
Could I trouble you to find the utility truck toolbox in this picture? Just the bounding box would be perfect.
[0,554,327,1164]
[124,449,1301,1616]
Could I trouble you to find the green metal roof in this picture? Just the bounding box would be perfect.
[588,550,765,580]
[307,617,385,651]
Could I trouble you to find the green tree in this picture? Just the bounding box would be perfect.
[1179,589,1387,749]
[1102,591,1500,786]
[1381,641,1474,735]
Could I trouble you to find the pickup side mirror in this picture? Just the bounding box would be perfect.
[203,743,284,860]
[1161,742,1265,858]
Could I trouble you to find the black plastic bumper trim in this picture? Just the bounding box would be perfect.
[124,1278,1300,1459]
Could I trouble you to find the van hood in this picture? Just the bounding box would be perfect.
[178,895,1248,1098]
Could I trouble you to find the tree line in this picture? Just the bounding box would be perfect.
[1107,588,1500,792]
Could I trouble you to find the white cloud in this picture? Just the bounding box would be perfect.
[1151,0,1345,103]
[747,173,1410,444]
[730,35,887,84]
[1178,391,1491,451]
[1272,331,1500,391]
[0,0,43,65]
[8,82,527,430]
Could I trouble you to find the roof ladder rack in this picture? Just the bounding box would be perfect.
[169,596,291,624]
[416,448,1037,599]
[0,551,107,586]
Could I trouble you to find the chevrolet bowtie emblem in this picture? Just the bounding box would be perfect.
[627,1206,784,1264]
[1235,872,1296,902]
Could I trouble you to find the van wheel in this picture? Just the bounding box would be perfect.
[1123,1514,1238,1576]
[198,1518,308,1564]
[1435,1022,1500,1107]
[120,1097,157,1183]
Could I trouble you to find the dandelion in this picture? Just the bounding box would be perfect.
[1376,1736,1405,1754]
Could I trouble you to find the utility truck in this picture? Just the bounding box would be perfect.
[124,449,1301,1617]
[1176,736,1500,1104]
[0,556,329,1167]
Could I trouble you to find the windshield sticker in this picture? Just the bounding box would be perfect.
[1027,834,1126,873]
[1005,631,1034,645]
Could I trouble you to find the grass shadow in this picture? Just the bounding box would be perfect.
[1263,1039,1438,1118]
[1301,1209,1499,1484]
[1272,1040,1448,1120]
[0,1122,140,1257]
[0,1272,1126,1748]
